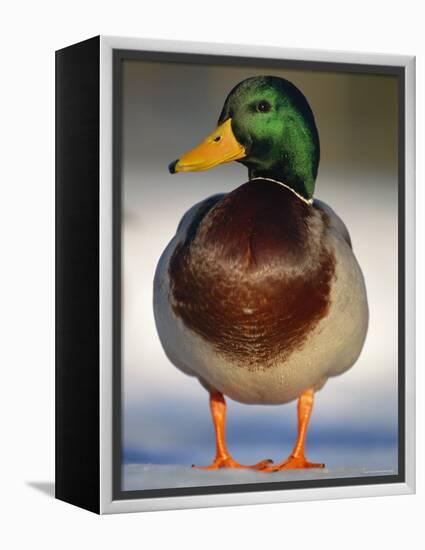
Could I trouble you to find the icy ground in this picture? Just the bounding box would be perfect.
[123,463,397,491]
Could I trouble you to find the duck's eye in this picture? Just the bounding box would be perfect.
[257,101,271,113]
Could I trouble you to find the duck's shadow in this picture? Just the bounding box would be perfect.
[26,481,55,498]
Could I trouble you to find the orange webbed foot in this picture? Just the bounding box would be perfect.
[196,391,274,471]
[257,388,325,473]
[258,454,325,472]
[192,456,273,471]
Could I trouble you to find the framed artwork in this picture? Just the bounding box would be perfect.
[55,36,415,514]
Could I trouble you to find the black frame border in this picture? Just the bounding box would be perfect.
[55,36,101,513]
[112,49,406,501]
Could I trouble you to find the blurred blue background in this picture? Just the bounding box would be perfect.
[120,59,399,489]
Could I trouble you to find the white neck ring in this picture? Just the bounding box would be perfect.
[250,176,313,206]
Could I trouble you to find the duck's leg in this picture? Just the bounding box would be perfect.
[193,391,272,470]
[260,389,325,472]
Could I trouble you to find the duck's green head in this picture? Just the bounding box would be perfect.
[169,76,320,200]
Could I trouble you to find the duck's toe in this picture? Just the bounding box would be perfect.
[192,457,273,470]
[259,455,325,472]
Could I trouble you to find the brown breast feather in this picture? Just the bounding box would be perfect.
[169,180,336,370]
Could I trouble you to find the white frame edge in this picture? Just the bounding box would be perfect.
[99,36,416,514]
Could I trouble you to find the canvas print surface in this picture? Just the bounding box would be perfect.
[118,58,399,493]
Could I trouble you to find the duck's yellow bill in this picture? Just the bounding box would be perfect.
[169,118,246,174]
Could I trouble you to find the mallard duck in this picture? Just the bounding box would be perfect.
[154,76,368,471]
